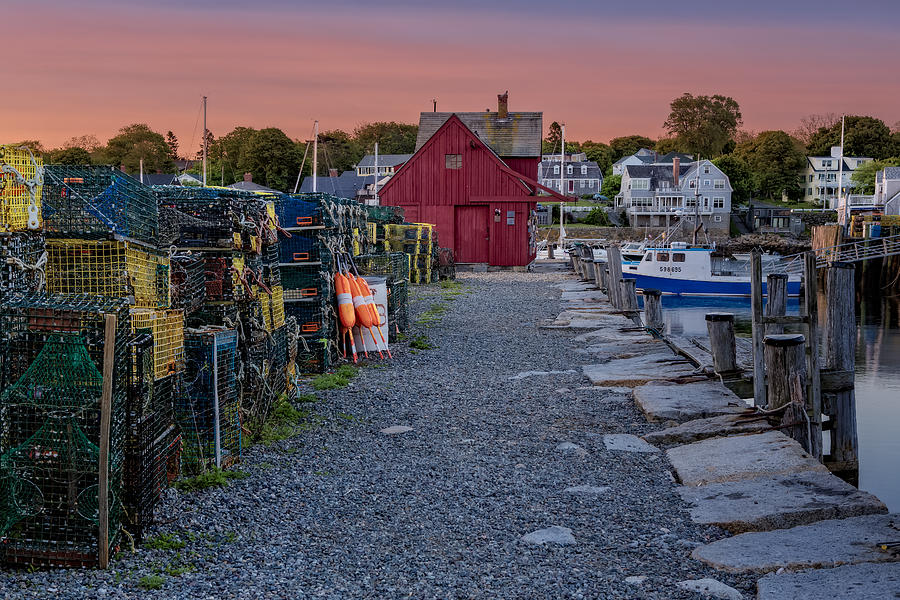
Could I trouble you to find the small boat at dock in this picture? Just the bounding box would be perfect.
[623,243,802,297]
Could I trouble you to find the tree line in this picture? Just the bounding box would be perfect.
[16,122,419,193]
[545,93,900,203]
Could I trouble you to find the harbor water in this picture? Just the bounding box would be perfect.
[657,295,900,512]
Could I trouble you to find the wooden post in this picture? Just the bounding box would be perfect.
[804,251,824,463]
[98,313,116,569]
[765,273,788,336]
[823,261,858,480]
[606,244,624,309]
[750,251,766,406]
[547,242,555,260]
[643,289,663,332]
[584,259,595,283]
[593,261,605,290]
[705,313,738,374]
[620,278,639,312]
[764,333,822,457]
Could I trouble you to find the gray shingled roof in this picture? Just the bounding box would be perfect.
[298,170,368,199]
[227,180,278,192]
[614,150,693,167]
[415,111,542,157]
[356,154,413,168]
[883,167,900,180]
[624,164,692,188]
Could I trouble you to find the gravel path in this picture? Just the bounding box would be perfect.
[1,271,757,599]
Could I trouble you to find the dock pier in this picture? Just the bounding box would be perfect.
[556,246,898,598]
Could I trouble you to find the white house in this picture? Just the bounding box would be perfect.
[800,147,874,207]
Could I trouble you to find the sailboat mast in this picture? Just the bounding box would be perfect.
[693,159,700,245]
[559,123,565,247]
[373,142,379,205]
[313,120,318,193]
[839,116,847,228]
[202,96,208,188]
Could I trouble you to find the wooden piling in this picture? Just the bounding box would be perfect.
[621,278,639,312]
[765,274,788,335]
[823,261,859,482]
[706,313,738,375]
[764,333,822,458]
[606,245,624,309]
[750,251,766,406]
[643,289,663,332]
[98,314,116,570]
[593,261,606,290]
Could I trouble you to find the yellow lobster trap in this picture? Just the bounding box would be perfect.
[258,285,285,332]
[130,309,185,380]
[46,239,171,308]
[0,145,43,232]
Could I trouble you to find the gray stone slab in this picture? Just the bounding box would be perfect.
[573,328,646,343]
[643,413,771,447]
[667,431,828,486]
[542,310,625,330]
[578,338,666,361]
[678,471,887,533]
[676,578,744,600]
[603,434,659,453]
[561,290,606,302]
[380,425,413,435]
[692,513,900,573]
[554,281,595,292]
[521,525,576,545]
[507,369,577,381]
[583,353,697,387]
[757,562,900,599]
[634,381,746,423]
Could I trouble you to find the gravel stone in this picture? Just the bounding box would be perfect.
[676,578,744,599]
[521,526,576,545]
[0,271,758,599]
[380,425,414,434]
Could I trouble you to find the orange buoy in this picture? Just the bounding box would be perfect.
[334,272,357,362]
[356,275,392,359]
[347,274,377,358]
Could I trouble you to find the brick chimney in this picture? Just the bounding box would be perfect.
[119,165,127,173]
[497,91,509,119]
[673,157,680,187]
[243,172,252,182]
[329,168,338,177]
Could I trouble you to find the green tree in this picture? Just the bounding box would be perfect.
[317,129,363,175]
[609,135,655,161]
[663,93,742,158]
[13,140,45,154]
[735,130,806,201]
[600,174,622,200]
[712,154,752,203]
[654,137,685,155]
[46,147,92,165]
[97,124,174,173]
[237,128,301,192]
[850,158,900,194]
[165,131,179,161]
[580,141,613,173]
[63,134,100,152]
[352,122,418,155]
[807,116,898,160]
[543,121,562,154]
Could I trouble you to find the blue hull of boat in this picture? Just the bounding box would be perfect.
[629,273,802,297]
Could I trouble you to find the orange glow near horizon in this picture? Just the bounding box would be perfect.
[2,1,898,152]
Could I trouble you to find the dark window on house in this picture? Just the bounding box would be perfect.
[673,253,686,262]
[657,252,670,262]
[445,154,462,169]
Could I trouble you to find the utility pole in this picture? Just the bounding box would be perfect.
[312,120,318,193]
[839,116,848,229]
[202,96,208,188]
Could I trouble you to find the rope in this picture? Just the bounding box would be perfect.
[5,250,48,291]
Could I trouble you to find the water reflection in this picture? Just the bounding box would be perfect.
[657,294,900,511]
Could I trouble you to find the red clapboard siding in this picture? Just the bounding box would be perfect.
[454,205,490,263]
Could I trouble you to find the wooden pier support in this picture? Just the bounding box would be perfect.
[706,313,738,375]
[643,289,663,332]
[765,273,788,335]
[606,245,624,309]
[764,333,823,459]
[620,279,639,312]
[750,251,766,406]
[822,261,859,483]
[593,261,606,291]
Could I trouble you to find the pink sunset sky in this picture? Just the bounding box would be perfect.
[3,0,899,151]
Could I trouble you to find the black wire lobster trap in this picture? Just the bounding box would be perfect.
[0,232,46,299]
[0,293,130,567]
[41,166,159,245]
